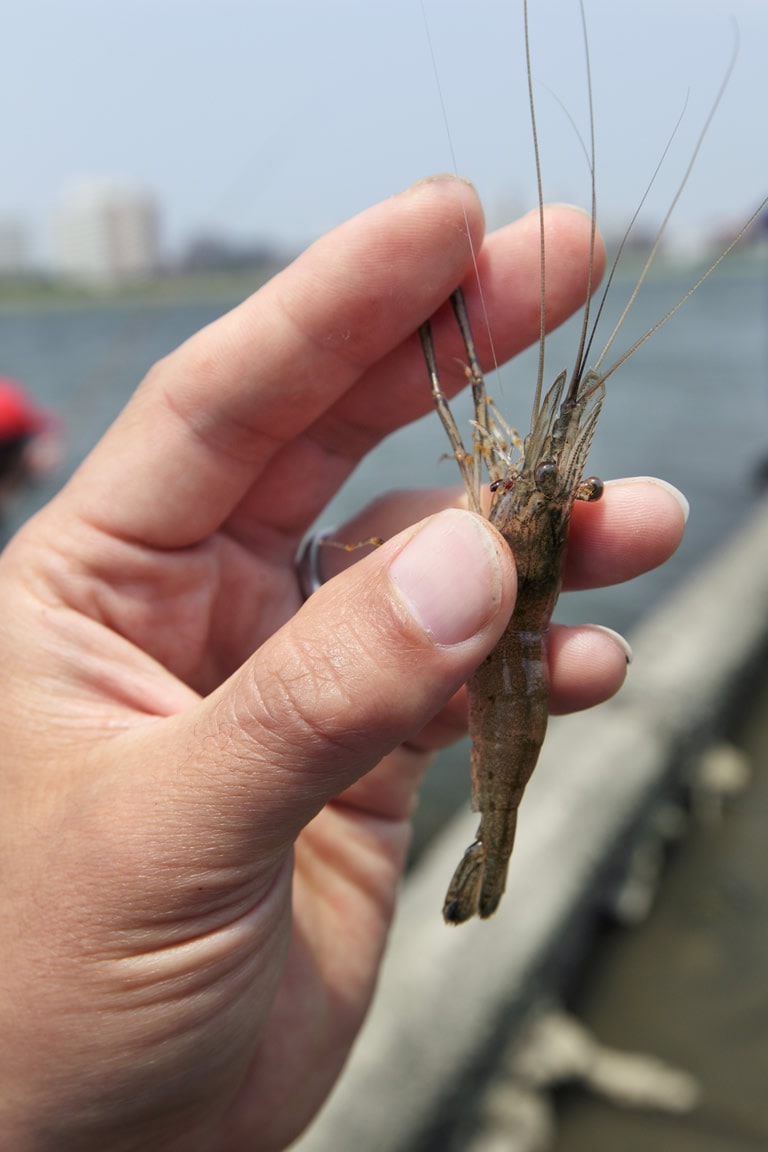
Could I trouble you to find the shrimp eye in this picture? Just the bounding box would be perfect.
[534,461,558,496]
[577,475,604,502]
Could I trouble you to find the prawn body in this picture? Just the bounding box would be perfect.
[460,372,605,921]
[420,308,605,922]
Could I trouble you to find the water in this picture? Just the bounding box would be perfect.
[2,261,767,849]
[0,296,241,525]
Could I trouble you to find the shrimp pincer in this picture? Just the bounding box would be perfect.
[419,291,605,922]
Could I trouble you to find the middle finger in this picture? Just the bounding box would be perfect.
[305,477,686,592]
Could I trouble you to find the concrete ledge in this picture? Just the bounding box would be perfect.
[292,496,768,1152]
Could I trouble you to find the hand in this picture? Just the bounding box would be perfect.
[0,177,686,1151]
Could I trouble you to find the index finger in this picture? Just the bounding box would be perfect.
[62,180,598,549]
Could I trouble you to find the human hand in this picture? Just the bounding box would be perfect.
[0,178,686,1151]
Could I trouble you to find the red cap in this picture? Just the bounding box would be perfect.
[0,378,48,439]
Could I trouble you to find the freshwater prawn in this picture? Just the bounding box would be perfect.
[418,0,765,924]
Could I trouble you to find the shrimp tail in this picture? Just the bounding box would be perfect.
[443,808,518,922]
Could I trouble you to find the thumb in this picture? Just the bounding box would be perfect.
[180,509,516,859]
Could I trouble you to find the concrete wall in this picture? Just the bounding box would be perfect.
[291,495,768,1152]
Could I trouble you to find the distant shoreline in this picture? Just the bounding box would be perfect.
[0,245,764,314]
[0,264,285,314]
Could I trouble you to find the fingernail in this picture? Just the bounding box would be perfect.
[389,510,504,646]
[622,476,690,523]
[586,624,633,665]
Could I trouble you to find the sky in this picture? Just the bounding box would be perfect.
[1,0,766,264]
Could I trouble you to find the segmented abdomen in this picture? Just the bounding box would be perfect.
[469,623,549,802]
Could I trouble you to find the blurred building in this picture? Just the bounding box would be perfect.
[53,182,160,286]
[0,216,29,277]
[179,233,285,273]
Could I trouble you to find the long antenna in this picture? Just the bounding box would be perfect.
[577,98,689,382]
[565,0,598,405]
[592,33,739,378]
[419,0,501,381]
[524,0,547,426]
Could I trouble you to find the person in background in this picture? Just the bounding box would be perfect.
[0,376,61,510]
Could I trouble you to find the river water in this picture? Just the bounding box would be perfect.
[2,257,768,848]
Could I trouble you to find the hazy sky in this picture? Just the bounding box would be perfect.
[1,0,766,262]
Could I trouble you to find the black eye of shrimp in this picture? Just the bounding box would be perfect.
[534,462,558,496]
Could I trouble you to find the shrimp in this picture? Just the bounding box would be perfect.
[420,291,604,923]
[418,0,766,924]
